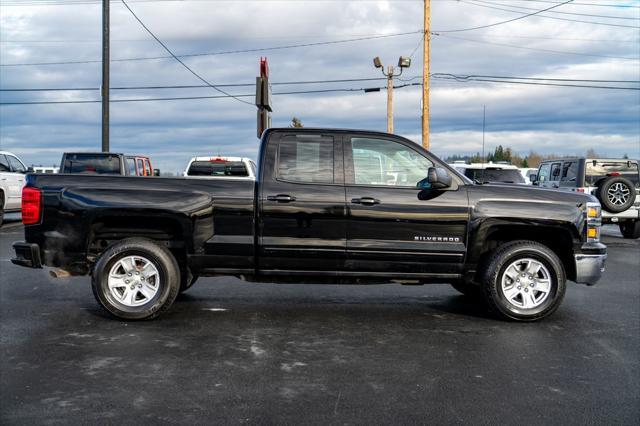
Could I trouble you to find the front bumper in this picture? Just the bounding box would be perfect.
[11,242,42,269]
[574,253,606,286]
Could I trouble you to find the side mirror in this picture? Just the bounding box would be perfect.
[529,174,537,182]
[425,167,452,190]
[153,169,160,177]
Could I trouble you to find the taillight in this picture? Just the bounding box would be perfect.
[22,187,42,225]
[576,188,585,193]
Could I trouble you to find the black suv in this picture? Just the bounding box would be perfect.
[535,158,639,238]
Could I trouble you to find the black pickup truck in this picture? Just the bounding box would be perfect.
[12,128,606,321]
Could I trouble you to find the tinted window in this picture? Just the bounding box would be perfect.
[464,169,525,184]
[0,155,10,172]
[127,158,137,176]
[7,155,26,173]
[586,160,639,186]
[62,154,121,174]
[538,163,551,182]
[550,163,562,181]
[350,137,432,186]
[187,160,249,177]
[561,161,578,182]
[278,136,333,183]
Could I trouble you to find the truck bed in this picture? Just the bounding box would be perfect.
[23,173,256,274]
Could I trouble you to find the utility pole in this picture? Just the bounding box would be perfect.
[422,0,430,150]
[373,56,411,134]
[387,65,394,133]
[101,0,110,152]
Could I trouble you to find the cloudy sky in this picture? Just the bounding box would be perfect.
[1,0,639,173]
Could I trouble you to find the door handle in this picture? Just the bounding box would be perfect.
[351,197,380,206]
[267,194,296,203]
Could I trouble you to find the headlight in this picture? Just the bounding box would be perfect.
[586,202,602,243]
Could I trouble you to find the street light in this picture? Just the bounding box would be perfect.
[372,56,411,133]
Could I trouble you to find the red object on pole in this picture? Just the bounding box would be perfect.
[260,57,269,79]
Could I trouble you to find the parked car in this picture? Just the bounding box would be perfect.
[535,157,639,238]
[0,151,30,226]
[451,163,526,184]
[13,128,606,322]
[60,152,157,176]
[183,156,256,179]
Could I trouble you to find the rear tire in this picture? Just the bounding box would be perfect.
[596,176,636,213]
[620,221,640,239]
[481,240,566,322]
[91,238,180,320]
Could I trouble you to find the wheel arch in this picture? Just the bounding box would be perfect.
[468,220,578,283]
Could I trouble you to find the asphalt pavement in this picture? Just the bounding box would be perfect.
[1,217,638,425]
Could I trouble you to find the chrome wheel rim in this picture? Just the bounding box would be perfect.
[500,258,552,310]
[108,255,160,307]
[607,182,630,206]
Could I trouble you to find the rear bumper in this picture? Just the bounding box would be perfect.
[574,253,606,286]
[11,242,42,269]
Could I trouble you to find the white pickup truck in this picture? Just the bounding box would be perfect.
[183,156,257,180]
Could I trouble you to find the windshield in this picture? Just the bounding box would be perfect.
[62,154,121,175]
[187,160,249,177]
[464,168,525,184]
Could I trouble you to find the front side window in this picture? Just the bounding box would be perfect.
[7,155,26,173]
[538,163,551,182]
[277,135,334,184]
[137,159,144,176]
[350,137,433,187]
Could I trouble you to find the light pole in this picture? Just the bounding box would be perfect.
[373,56,411,134]
[101,0,110,152]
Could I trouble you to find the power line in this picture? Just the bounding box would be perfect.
[479,0,640,9]
[432,0,576,32]
[462,0,640,29]
[119,0,252,105]
[2,76,638,105]
[4,74,638,93]
[0,30,423,67]
[434,33,640,61]
[473,0,640,20]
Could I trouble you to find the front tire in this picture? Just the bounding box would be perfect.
[620,220,640,239]
[481,241,566,322]
[91,238,180,320]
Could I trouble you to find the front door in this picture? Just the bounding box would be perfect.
[344,135,469,278]
[258,132,346,276]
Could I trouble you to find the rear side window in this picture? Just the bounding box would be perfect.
[7,155,26,173]
[127,158,136,176]
[0,155,10,172]
[586,161,639,186]
[187,160,249,177]
[561,161,578,182]
[277,135,334,183]
[62,154,121,174]
[144,159,152,176]
[549,163,562,181]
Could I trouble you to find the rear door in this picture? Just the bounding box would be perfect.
[258,132,346,275]
[344,134,469,277]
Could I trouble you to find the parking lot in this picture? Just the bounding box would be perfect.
[1,215,638,424]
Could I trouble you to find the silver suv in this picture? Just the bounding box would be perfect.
[535,157,640,238]
[0,151,29,226]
